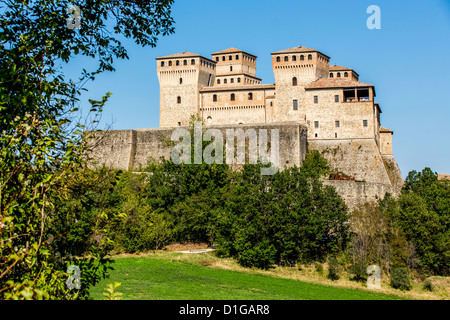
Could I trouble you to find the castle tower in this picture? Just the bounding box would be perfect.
[271,46,330,122]
[156,52,216,127]
[211,48,261,86]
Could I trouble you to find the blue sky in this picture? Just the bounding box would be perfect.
[69,0,450,177]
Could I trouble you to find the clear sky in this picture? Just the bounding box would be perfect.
[68,0,450,177]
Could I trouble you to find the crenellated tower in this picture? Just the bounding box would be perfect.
[156,52,216,127]
[271,46,330,122]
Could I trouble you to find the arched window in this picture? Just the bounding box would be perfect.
[179,78,182,84]
[183,60,187,65]
[235,55,239,60]
[177,96,181,104]
[248,92,253,100]
[191,59,195,65]
[207,116,212,124]
[224,79,227,84]
[237,78,241,83]
[231,93,235,101]
[213,94,217,102]
[292,56,297,61]
[230,78,234,83]
[229,55,232,60]
[176,60,180,66]
[284,56,289,62]
[344,72,348,77]
[337,72,341,77]
[215,57,219,62]
[300,55,304,61]
[308,54,312,60]
[276,56,280,62]
[222,56,225,61]
[161,61,165,67]
[168,61,172,66]
[217,79,221,84]
[292,77,297,86]
[330,73,334,78]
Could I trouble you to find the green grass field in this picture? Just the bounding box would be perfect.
[89,253,403,300]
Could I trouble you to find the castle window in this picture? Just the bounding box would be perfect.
[276,56,281,62]
[231,78,234,83]
[284,56,289,62]
[314,121,319,128]
[293,99,298,110]
[169,61,172,66]
[337,72,341,77]
[213,94,217,102]
[270,101,273,106]
[300,55,304,61]
[179,78,182,84]
[330,73,334,78]
[315,133,318,138]
[344,72,348,77]
[224,79,227,84]
[335,133,338,138]
[216,57,219,62]
[222,56,225,61]
[292,77,297,86]
[231,93,235,101]
[308,54,312,60]
[161,61,165,67]
[217,79,221,84]
[236,54,239,60]
[230,66,233,71]
[248,93,253,100]
[183,60,187,65]
[335,120,340,128]
[229,55,232,60]
[363,119,368,127]
[335,95,339,102]
[176,60,179,66]
[314,96,318,103]
[177,96,181,104]
[237,78,241,83]
[292,56,297,61]
[178,122,181,126]
[207,116,212,124]
[191,59,195,65]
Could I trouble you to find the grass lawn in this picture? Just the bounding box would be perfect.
[90,252,403,300]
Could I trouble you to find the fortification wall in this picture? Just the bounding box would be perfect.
[87,122,308,171]
[324,180,402,211]
[308,139,392,185]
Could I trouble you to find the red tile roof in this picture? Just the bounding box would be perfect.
[211,48,257,58]
[271,46,330,58]
[305,78,373,89]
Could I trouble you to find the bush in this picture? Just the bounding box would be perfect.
[351,261,368,282]
[327,256,340,281]
[390,267,412,291]
[315,263,324,274]
[423,278,433,292]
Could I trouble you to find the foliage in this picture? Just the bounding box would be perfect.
[390,267,412,291]
[423,278,433,292]
[327,256,340,281]
[315,263,323,274]
[102,282,122,300]
[350,261,368,282]
[0,0,174,299]
[379,168,450,276]
[214,152,349,269]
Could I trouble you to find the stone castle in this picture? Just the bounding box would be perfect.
[89,45,404,209]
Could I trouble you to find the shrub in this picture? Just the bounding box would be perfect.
[315,263,324,274]
[327,256,340,281]
[390,267,412,291]
[351,261,368,282]
[423,278,433,292]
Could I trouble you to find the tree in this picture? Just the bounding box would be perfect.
[0,0,175,299]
